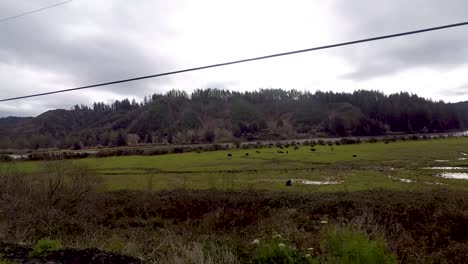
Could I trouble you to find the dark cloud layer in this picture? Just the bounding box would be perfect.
[334,0,468,80]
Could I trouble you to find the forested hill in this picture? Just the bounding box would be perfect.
[0,89,466,149]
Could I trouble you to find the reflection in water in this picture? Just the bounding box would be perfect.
[423,167,466,170]
[292,179,342,185]
[439,172,468,179]
[7,154,27,160]
[398,178,413,183]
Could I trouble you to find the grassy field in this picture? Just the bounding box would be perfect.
[13,137,468,192]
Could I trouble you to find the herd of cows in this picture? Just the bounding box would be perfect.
[226,143,357,158]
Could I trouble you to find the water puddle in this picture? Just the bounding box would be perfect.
[434,160,449,162]
[292,179,342,185]
[426,182,444,185]
[398,178,413,183]
[387,176,414,183]
[461,152,468,156]
[370,166,396,172]
[458,158,467,161]
[423,167,467,170]
[257,179,342,185]
[6,154,27,160]
[439,172,468,179]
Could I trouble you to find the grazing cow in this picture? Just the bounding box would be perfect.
[277,150,284,154]
[256,150,261,154]
[353,154,357,158]
[285,180,292,186]
[328,143,333,147]
[310,148,316,152]
[385,141,389,144]
[245,153,249,156]
[294,146,299,150]
[227,153,232,158]
[332,147,334,151]
[279,146,284,149]
[286,151,289,154]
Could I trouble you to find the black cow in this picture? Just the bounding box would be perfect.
[227,153,232,158]
[285,180,292,186]
[277,151,284,154]
[294,146,299,150]
[353,154,357,158]
[245,153,249,156]
[310,148,316,152]
[256,151,261,154]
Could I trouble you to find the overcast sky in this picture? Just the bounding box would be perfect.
[1,0,468,117]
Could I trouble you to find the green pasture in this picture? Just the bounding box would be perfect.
[11,137,468,192]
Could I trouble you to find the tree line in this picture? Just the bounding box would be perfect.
[0,89,465,149]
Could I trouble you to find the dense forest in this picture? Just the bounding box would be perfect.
[0,89,466,149]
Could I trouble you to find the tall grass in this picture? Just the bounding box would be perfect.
[320,226,397,264]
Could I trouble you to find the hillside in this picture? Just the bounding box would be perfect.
[0,89,465,149]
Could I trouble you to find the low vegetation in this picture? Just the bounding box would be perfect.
[1,137,467,263]
[31,239,62,257]
[319,226,397,264]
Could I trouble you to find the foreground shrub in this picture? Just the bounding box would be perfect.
[253,226,396,264]
[0,155,13,162]
[320,226,397,264]
[31,239,62,257]
[254,238,302,264]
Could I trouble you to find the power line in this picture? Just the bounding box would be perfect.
[2,20,468,102]
[0,0,73,24]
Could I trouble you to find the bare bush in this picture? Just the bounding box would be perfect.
[0,160,101,240]
[40,160,101,212]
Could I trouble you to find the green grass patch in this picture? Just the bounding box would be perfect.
[31,239,62,257]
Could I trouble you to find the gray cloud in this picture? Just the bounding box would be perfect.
[442,84,468,97]
[2,0,468,117]
[0,0,177,100]
[334,0,468,80]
